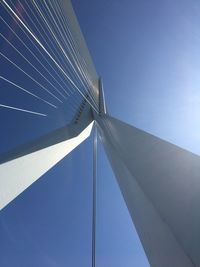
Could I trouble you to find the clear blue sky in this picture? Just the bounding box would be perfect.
[1,0,200,266]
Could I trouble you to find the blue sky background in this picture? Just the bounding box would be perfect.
[1,0,200,266]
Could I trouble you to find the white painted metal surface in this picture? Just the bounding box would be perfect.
[98,115,200,267]
[0,122,93,211]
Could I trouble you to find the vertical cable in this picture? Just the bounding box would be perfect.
[92,122,97,267]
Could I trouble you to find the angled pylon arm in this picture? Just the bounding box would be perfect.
[0,105,93,164]
[97,115,200,267]
[0,107,94,211]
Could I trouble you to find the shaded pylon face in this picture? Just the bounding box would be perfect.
[97,115,200,267]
